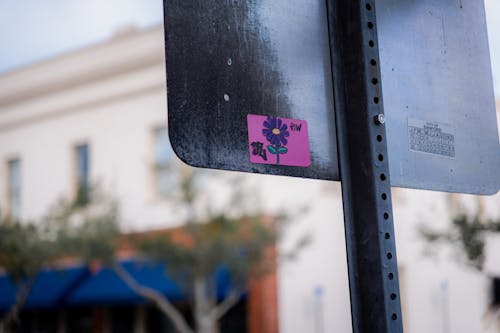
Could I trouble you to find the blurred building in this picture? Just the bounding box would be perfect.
[0,24,500,333]
[0,26,170,227]
[0,26,275,333]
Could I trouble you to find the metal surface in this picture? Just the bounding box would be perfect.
[327,0,403,332]
[376,0,500,194]
[164,0,339,180]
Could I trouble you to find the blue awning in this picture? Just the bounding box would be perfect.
[0,260,235,310]
[0,275,17,310]
[0,266,89,311]
[67,261,185,306]
[67,260,233,306]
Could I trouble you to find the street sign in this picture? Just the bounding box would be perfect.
[377,0,500,195]
[164,0,339,180]
[163,1,498,331]
[164,0,499,195]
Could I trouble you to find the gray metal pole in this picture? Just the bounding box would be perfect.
[325,1,404,332]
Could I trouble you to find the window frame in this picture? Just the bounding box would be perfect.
[150,126,172,201]
[72,142,90,206]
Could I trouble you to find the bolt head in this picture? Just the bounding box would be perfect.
[374,114,385,125]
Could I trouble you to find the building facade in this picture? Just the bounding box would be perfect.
[1,25,500,333]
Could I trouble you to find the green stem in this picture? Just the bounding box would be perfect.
[276,145,280,164]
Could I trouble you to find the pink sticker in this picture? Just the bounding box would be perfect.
[247,114,311,167]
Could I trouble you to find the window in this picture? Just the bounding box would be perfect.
[6,158,21,220]
[153,127,172,198]
[74,144,90,206]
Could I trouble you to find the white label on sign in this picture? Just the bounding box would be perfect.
[408,118,455,158]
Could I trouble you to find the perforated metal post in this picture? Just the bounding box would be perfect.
[325,1,403,332]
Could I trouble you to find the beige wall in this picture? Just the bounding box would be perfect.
[0,27,174,229]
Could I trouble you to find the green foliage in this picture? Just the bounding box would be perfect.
[0,187,120,282]
[139,214,278,287]
[42,189,120,265]
[0,188,120,331]
[0,166,305,333]
[0,220,56,282]
[419,214,500,271]
[133,166,293,332]
[137,165,288,282]
[73,183,91,208]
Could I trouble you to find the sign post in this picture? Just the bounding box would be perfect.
[326,1,403,332]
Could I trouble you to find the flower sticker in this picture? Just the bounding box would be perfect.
[247,114,311,167]
[262,116,290,164]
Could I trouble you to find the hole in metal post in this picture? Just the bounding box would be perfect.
[366,3,372,10]
[385,233,391,239]
[392,313,398,321]
[377,135,383,142]
[387,252,393,260]
[378,154,384,161]
[373,97,379,104]
[369,40,375,47]
[388,273,394,280]
[380,173,386,181]
[367,22,374,29]
[370,59,377,66]
[391,293,397,300]
[381,193,387,200]
[371,78,378,85]
[383,212,389,220]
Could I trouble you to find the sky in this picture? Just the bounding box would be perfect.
[0,0,498,96]
[0,0,163,72]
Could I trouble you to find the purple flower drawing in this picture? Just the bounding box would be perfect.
[262,116,289,164]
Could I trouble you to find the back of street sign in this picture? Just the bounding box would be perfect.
[164,0,500,195]
[164,0,339,181]
[377,0,500,195]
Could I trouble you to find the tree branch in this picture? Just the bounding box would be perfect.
[213,289,241,320]
[1,277,35,333]
[112,262,193,333]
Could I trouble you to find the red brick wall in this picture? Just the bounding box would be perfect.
[247,248,279,333]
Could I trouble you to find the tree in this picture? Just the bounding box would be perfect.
[0,162,307,333]
[132,212,278,333]
[0,186,120,333]
[419,196,500,271]
[45,165,305,333]
[419,195,500,326]
[0,219,57,332]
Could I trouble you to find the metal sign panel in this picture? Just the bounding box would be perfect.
[377,0,500,194]
[164,0,499,194]
[164,0,339,180]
